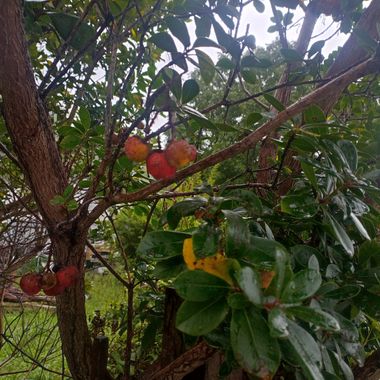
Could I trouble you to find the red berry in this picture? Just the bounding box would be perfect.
[56,265,80,288]
[43,283,66,296]
[165,140,197,169]
[41,272,58,290]
[146,151,176,180]
[20,273,42,295]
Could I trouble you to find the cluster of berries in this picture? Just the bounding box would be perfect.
[124,136,197,180]
[19,266,79,296]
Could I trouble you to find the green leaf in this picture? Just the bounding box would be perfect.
[193,37,220,49]
[153,256,186,279]
[150,32,177,52]
[350,213,370,240]
[62,184,74,199]
[166,198,207,230]
[287,306,340,332]
[337,140,358,172]
[308,40,325,58]
[301,162,318,189]
[282,269,322,303]
[269,307,289,338]
[280,48,303,62]
[174,270,230,302]
[228,293,250,309]
[137,231,190,261]
[212,20,241,58]
[291,245,323,268]
[280,193,318,218]
[166,17,190,47]
[49,12,96,50]
[242,237,288,266]
[253,0,265,13]
[195,15,212,38]
[358,240,380,267]
[245,112,263,127]
[241,68,256,84]
[303,105,326,124]
[195,49,215,84]
[61,134,82,150]
[182,79,200,104]
[354,290,380,320]
[217,56,234,70]
[176,297,229,336]
[241,55,272,68]
[162,68,182,101]
[263,93,285,111]
[78,107,91,129]
[324,213,354,257]
[192,224,220,258]
[234,266,262,305]
[283,320,324,380]
[50,195,65,206]
[323,285,361,300]
[66,199,78,211]
[222,210,251,258]
[231,307,281,376]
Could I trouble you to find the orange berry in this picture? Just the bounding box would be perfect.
[124,136,151,162]
[164,140,197,169]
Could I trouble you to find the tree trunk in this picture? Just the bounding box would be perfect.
[0,2,96,378]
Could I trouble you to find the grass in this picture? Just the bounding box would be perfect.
[0,271,126,379]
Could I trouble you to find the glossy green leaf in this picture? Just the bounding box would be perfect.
[350,213,370,240]
[325,213,354,257]
[282,269,322,303]
[173,270,230,301]
[223,210,251,257]
[176,297,229,335]
[195,49,215,84]
[166,198,207,229]
[287,306,340,331]
[283,320,323,380]
[137,231,190,260]
[182,79,200,104]
[269,307,289,338]
[281,193,318,218]
[231,307,281,376]
[323,285,361,300]
[234,266,262,305]
[150,32,177,52]
[166,17,190,47]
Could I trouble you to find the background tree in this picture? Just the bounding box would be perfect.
[0,0,379,379]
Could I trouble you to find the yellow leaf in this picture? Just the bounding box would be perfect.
[182,238,234,286]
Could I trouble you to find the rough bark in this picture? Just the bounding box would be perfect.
[0,2,95,379]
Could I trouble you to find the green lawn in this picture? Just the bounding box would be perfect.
[0,272,126,379]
